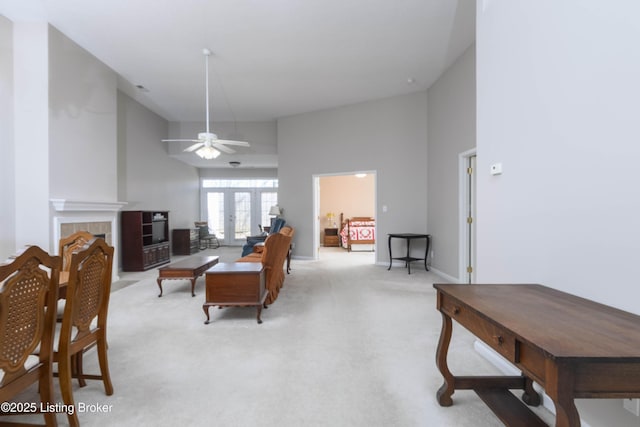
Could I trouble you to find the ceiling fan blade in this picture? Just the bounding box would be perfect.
[161,50,251,158]
[216,139,250,147]
[212,143,236,154]
[184,142,205,152]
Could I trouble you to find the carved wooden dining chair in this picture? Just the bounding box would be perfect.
[0,245,60,427]
[58,230,94,272]
[54,238,114,427]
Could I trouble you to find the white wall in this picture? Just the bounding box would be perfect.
[477,1,640,425]
[199,168,277,179]
[13,22,50,251]
[48,26,118,202]
[0,16,15,258]
[278,92,428,260]
[427,44,476,279]
[117,91,200,229]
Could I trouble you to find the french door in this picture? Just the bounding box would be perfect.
[202,189,277,246]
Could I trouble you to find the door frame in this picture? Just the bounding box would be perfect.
[458,149,477,283]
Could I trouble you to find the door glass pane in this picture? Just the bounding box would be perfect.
[206,192,225,240]
[260,192,278,228]
[234,192,251,239]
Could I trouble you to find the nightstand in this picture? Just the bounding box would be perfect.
[324,228,339,247]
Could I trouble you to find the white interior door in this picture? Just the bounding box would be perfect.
[231,191,251,245]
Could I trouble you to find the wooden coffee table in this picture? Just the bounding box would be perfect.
[156,255,219,297]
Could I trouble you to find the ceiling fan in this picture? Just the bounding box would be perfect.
[162,48,249,160]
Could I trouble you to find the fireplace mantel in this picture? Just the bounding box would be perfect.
[50,199,127,212]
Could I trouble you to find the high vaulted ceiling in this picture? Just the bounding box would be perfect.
[1,0,475,167]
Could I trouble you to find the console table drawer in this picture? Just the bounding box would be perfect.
[440,294,516,363]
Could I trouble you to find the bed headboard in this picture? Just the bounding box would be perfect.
[339,214,375,224]
[350,217,374,222]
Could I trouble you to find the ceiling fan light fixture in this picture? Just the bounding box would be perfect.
[195,146,221,159]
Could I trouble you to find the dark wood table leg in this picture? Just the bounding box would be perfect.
[424,235,430,271]
[203,304,212,324]
[157,278,164,297]
[387,235,393,270]
[256,305,263,324]
[546,361,580,427]
[436,312,455,406]
[406,238,412,274]
[522,377,541,406]
[190,278,197,297]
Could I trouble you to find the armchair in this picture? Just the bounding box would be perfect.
[241,217,285,257]
[195,222,220,249]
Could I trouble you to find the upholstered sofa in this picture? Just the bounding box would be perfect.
[236,226,294,305]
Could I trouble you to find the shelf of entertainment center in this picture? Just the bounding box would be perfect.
[121,210,170,271]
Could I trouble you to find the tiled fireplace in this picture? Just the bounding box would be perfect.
[50,199,127,280]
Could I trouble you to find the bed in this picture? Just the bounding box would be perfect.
[339,213,375,252]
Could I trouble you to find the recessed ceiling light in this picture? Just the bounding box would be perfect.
[229,161,241,167]
[407,78,416,84]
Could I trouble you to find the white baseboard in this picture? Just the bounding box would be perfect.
[428,267,459,283]
[473,340,592,427]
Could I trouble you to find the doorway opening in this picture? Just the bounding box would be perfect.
[312,171,377,262]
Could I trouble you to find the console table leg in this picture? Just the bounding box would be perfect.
[436,312,455,406]
[424,236,430,271]
[387,235,393,270]
[546,361,580,427]
[156,279,164,297]
[522,377,541,406]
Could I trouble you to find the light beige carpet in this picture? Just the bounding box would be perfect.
[7,246,554,426]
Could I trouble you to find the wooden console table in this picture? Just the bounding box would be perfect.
[387,233,430,274]
[156,255,219,297]
[434,283,640,426]
[204,262,266,324]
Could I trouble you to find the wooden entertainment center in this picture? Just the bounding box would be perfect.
[434,283,640,426]
[121,210,170,271]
